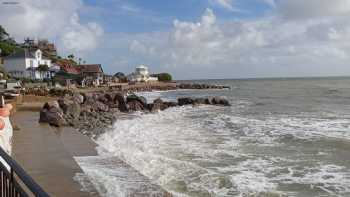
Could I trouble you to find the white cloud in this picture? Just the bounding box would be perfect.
[213,0,234,10]
[128,6,350,78]
[61,14,104,52]
[277,0,350,20]
[0,0,103,53]
[261,0,275,7]
[209,0,242,12]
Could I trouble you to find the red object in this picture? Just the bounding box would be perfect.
[0,119,5,130]
[56,60,81,74]
[0,108,10,117]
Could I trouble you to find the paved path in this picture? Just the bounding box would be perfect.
[11,111,99,197]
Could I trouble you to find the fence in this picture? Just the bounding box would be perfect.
[0,147,49,197]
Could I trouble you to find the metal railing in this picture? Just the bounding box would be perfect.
[0,147,49,197]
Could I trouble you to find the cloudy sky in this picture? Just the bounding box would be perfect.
[1,0,350,79]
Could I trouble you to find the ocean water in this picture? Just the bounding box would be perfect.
[83,78,350,196]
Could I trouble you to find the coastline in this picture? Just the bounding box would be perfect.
[11,94,174,196]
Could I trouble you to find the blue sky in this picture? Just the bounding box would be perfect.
[80,0,271,33]
[1,0,350,79]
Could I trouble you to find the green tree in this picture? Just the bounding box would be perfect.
[0,42,20,56]
[0,25,9,41]
[0,25,20,57]
[114,72,127,82]
[67,54,75,60]
[154,73,172,82]
[37,64,49,79]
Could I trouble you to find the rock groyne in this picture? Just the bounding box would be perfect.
[39,91,231,138]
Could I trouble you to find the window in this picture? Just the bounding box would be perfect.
[30,60,34,67]
[37,51,41,59]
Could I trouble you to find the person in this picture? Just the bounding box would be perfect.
[0,103,13,155]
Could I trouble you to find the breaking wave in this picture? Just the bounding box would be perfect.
[94,100,350,196]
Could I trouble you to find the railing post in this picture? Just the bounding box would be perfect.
[10,168,14,197]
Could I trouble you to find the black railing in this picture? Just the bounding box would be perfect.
[0,147,49,197]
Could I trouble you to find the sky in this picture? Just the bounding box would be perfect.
[1,0,350,79]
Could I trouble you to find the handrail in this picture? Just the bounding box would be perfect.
[0,146,49,197]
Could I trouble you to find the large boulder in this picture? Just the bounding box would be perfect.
[163,101,178,108]
[114,93,128,112]
[126,94,147,107]
[178,97,194,106]
[193,98,206,105]
[57,98,69,113]
[104,93,114,102]
[149,98,164,112]
[98,94,108,104]
[127,100,145,111]
[73,93,84,104]
[212,97,231,106]
[95,101,109,112]
[148,98,176,112]
[39,102,66,127]
[66,102,81,119]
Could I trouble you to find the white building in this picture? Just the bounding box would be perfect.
[127,65,158,82]
[3,49,52,80]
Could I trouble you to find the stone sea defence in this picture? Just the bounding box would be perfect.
[24,82,230,97]
[177,83,230,90]
[38,91,231,138]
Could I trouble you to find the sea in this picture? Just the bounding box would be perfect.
[76,77,350,197]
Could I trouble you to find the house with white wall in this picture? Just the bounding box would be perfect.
[127,65,158,82]
[3,49,52,80]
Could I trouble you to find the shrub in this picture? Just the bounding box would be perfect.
[155,73,172,82]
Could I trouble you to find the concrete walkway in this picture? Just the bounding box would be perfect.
[11,111,99,197]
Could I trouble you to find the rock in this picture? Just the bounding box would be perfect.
[193,98,206,105]
[39,102,66,127]
[149,103,161,112]
[114,93,128,112]
[163,102,178,108]
[148,98,174,112]
[106,101,119,108]
[148,98,162,112]
[153,98,163,104]
[104,93,114,102]
[127,100,145,111]
[205,98,213,105]
[66,102,81,119]
[178,97,194,106]
[49,101,60,109]
[95,101,109,112]
[177,83,229,90]
[58,98,69,113]
[127,94,147,107]
[98,94,108,103]
[73,93,84,104]
[83,94,96,105]
[212,97,231,106]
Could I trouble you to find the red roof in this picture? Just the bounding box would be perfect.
[78,64,103,73]
[56,61,80,74]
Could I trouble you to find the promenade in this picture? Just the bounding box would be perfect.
[11,110,100,196]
